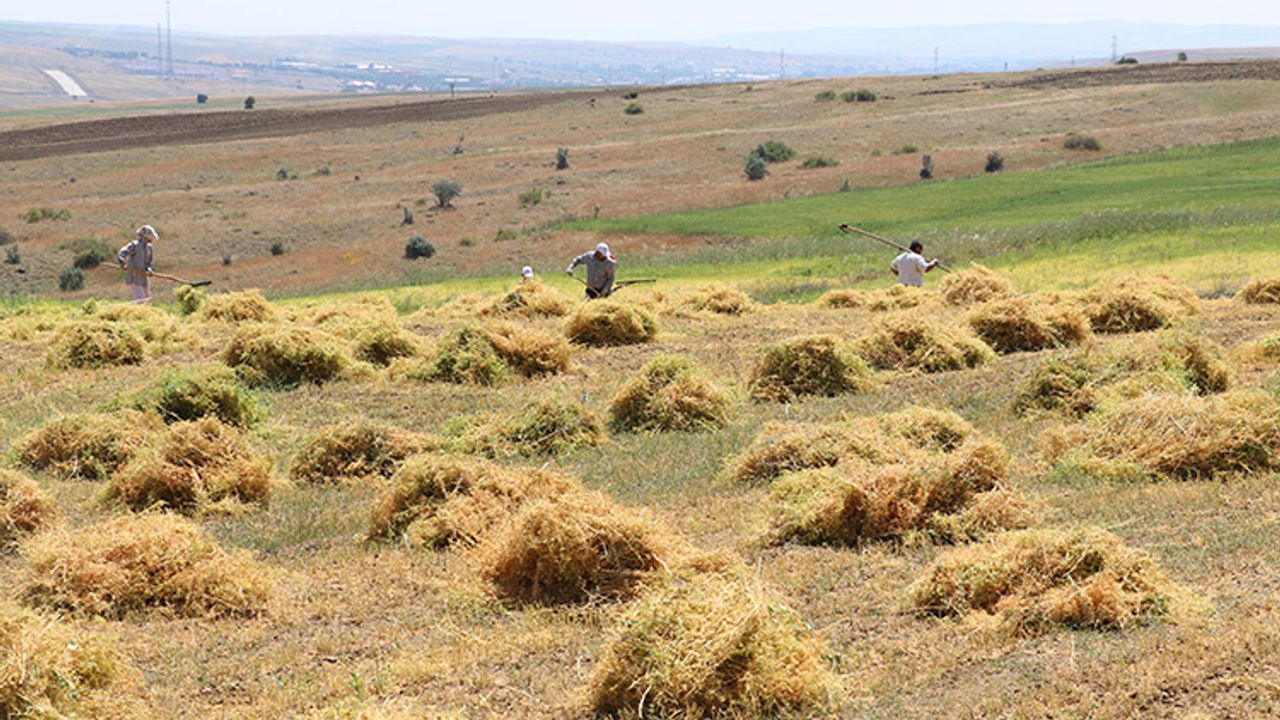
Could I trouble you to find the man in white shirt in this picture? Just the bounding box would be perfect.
[890,241,939,287]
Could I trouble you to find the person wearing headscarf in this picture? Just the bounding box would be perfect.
[116,225,157,301]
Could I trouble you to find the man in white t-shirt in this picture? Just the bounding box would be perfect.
[890,241,939,287]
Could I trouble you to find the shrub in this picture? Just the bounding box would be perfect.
[461,398,605,458]
[621,91,638,100]
[800,156,839,169]
[892,144,919,155]
[814,90,836,101]
[852,88,877,101]
[750,334,872,401]
[1177,51,1188,62]
[0,469,55,552]
[1238,277,1280,304]
[222,324,350,387]
[270,241,286,256]
[518,188,544,207]
[1116,56,1138,65]
[493,228,517,242]
[920,153,934,179]
[431,178,462,208]
[290,420,434,484]
[0,228,12,244]
[938,264,1015,305]
[623,102,644,115]
[173,284,206,315]
[404,235,436,259]
[21,513,272,618]
[46,321,145,368]
[128,367,261,427]
[564,300,657,346]
[15,411,161,480]
[412,326,509,385]
[3,245,17,264]
[197,93,208,103]
[853,315,995,373]
[481,280,573,317]
[481,322,572,378]
[753,140,795,163]
[984,151,1005,172]
[200,289,278,322]
[744,153,768,181]
[70,238,114,269]
[58,266,85,291]
[610,354,731,433]
[967,296,1091,354]
[555,147,570,170]
[1080,276,1199,333]
[244,96,255,109]
[1064,135,1102,151]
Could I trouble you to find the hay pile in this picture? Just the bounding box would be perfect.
[481,280,574,318]
[1080,276,1199,333]
[1013,350,1099,417]
[21,513,272,618]
[967,296,1091,354]
[46,321,145,369]
[815,288,867,309]
[222,323,351,387]
[749,334,872,401]
[353,324,421,366]
[939,264,1015,305]
[290,420,435,484]
[1238,277,1280,304]
[482,322,572,378]
[867,284,932,311]
[14,411,161,480]
[368,455,575,548]
[409,326,509,385]
[174,284,206,315]
[564,300,657,346]
[587,569,835,718]
[100,417,273,514]
[909,527,1194,635]
[853,314,995,373]
[199,289,278,322]
[127,367,261,427]
[679,284,755,315]
[609,354,731,433]
[1042,390,1280,481]
[459,399,605,458]
[0,469,55,552]
[89,303,192,350]
[297,297,398,332]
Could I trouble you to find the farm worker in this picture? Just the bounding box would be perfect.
[117,225,157,301]
[890,241,940,287]
[566,242,616,299]
[521,266,535,283]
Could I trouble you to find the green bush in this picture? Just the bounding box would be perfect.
[494,229,517,242]
[892,145,919,155]
[744,155,768,181]
[24,208,70,223]
[984,152,1005,173]
[518,188,545,207]
[800,156,839,169]
[752,141,795,163]
[405,236,436,259]
[270,241,286,256]
[1064,135,1102,151]
[814,90,836,102]
[58,267,84,292]
[849,89,877,102]
[555,147,570,170]
[3,245,18,264]
[622,91,639,100]
[623,103,644,115]
[244,96,256,109]
[1116,57,1138,65]
[431,178,462,208]
[67,238,114,269]
[128,368,262,427]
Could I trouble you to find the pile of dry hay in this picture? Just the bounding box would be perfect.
[290,420,437,484]
[815,288,867,309]
[0,602,143,719]
[749,334,872,402]
[88,303,192,351]
[21,512,272,618]
[46,320,145,369]
[457,398,605,458]
[609,353,732,433]
[0,469,55,552]
[587,567,835,718]
[677,284,756,316]
[100,417,274,514]
[909,527,1196,635]
[402,326,510,386]
[199,289,279,322]
[14,411,162,480]
[867,284,934,311]
[222,323,351,387]
[1080,276,1200,333]
[294,296,398,332]
[967,295,1091,354]
[353,323,422,366]
[853,314,995,373]
[564,300,658,346]
[939,264,1015,305]
[1238,277,1280,304]
[481,280,574,318]
[728,406,975,484]
[1041,390,1280,481]
[127,367,262,427]
[481,322,572,378]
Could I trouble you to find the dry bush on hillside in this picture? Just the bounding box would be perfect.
[199,289,278,322]
[14,411,162,480]
[939,264,1015,305]
[909,527,1195,635]
[967,296,1091,354]
[353,323,422,366]
[677,284,756,315]
[482,322,572,378]
[127,367,262,427]
[481,281,574,318]
[0,469,55,552]
[222,323,351,387]
[867,284,934,311]
[21,513,272,618]
[815,288,867,309]
[749,334,872,401]
[1080,276,1199,333]
[290,420,437,484]
[101,417,273,514]
[587,569,835,718]
[458,398,605,458]
[1238,277,1280,304]
[854,314,995,373]
[46,321,145,368]
[609,354,731,433]
[407,326,509,385]
[564,300,657,346]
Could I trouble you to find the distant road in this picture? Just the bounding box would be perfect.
[42,69,88,98]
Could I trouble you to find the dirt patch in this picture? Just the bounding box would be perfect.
[1003,59,1280,90]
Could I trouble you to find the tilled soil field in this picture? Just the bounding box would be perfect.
[1004,59,1280,89]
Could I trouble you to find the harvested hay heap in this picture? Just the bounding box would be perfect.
[867,284,933,311]
[610,353,731,433]
[290,420,434,484]
[1041,390,1280,481]
[728,406,975,484]
[353,323,421,366]
[199,289,278,323]
[939,264,1015,305]
[1239,277,1280,304]
[21,513,272,618]
[588,569,835,718]
[564,300,657,347]
[1080,276,1199,333]
[750,334,872,402]
[854,314,995,373]
[368,455,575,548]
[481,322,572,378]
[816,288,866,309]
[482,280,574,317]
[222,323,350,387]
[101,417,273,514]
[409,326,509,386]
[678,284,755,315]
[909,527,1195,635]
[46,320,145,369]
[479,490,677,605]
[967,295,1091,354]
[15,411,161,480]
[127,367,261,427]
[0,469,55,551]
[460,398,605,458]
[0,602,142,719]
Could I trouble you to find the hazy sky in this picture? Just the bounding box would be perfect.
[5,0,1279,41]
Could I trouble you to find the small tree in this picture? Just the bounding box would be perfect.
[431,178,462,208]
[919,154,934,180]
[276,167,289,181]
[623,103,644,115]
[270,241,286,256]
[244,96,256,110]
[404,236,436,259]
[1177,51,1188,62]
[58,267,85,291]
[4,245,18,264]
[814,90,836,102]
[555,147,570,170]
[984,151,1005,173]
[196,94,208,104]
[744,154,768,181]
[1116,56,1138,65]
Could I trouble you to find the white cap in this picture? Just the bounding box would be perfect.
[136,225,158,241]
[596,242,610,255]
[522,266,534,278]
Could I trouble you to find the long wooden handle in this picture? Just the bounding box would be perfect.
[837,224,953,273]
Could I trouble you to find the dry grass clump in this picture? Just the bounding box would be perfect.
[564,300,657,346]
[479,490,677,605]
[854,314,995,373]
[1080,276,1199,333]
[967,296,1091,354]
[222,323,351,387]
[21,512,272,618]
[14,411,162,480]
[199,288,278,322]
[409,326,509,385]
[909,527,1194,635]
[481,280,574,317]
[460,398,605,458]
[290,420,435,484]
[679,284,755,315]
[939,264,1015,305]
[867,284,933,311]
[0,602,141,719]
[46,320,145,368]
[587,569,835,718]
[749,334,872,401]
[0,469,55,552]
[101,417,273,514]
[368,455,575,548]
[353,323,421,366]
[1238,277,1280,304]
[609,354,732,433]
[127,367,262,427]
[482,322,572,378]
[1014,350,1100,416]
[298,296,398,331]
[815,288,866,309]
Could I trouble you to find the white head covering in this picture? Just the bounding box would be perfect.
[522,266,534,278]
[136,225,158,242]
[595,242,610,256]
